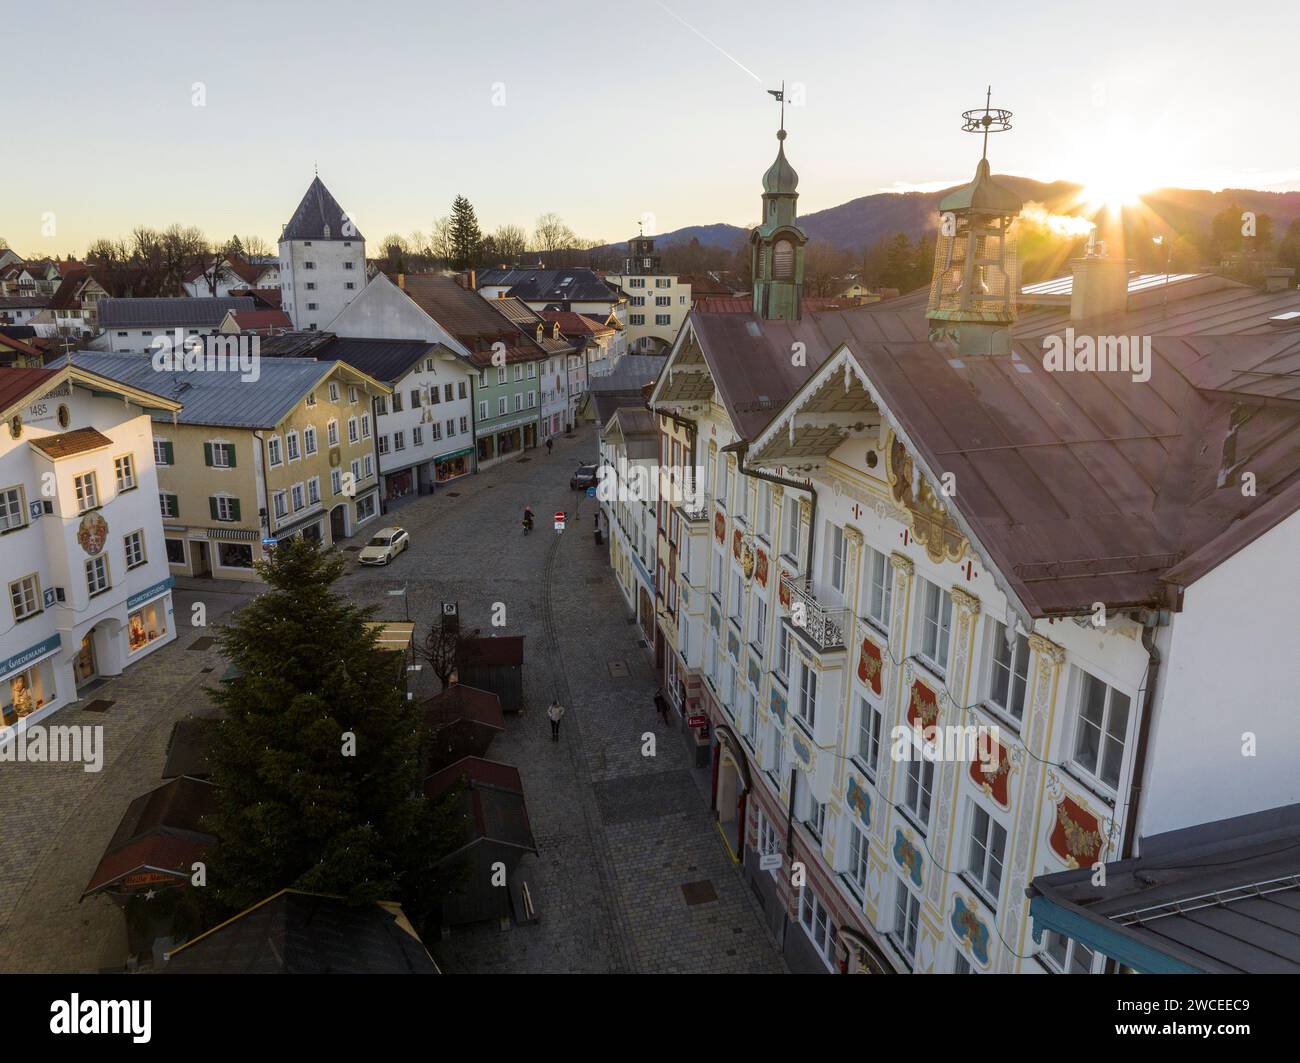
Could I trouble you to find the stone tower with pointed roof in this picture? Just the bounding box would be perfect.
[278,176,367,331]
[750,127,807,320]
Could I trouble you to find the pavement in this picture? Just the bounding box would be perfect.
[0,427,784,974]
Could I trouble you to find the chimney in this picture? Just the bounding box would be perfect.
[462,269,477,291]
[1264,266,1296,294]
[1070,241,1132,321]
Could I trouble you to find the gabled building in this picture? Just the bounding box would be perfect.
[649,105,1300,977]
[604,235,693,354]
[95,297,255,353]
[0,363,183,739]
[491,296,574,440]
[279,176,366,332]
[50,351,391,580]
[474,266,627,329]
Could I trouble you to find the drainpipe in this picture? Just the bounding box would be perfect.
[723,440,817,577]
[1121,608,1168,860]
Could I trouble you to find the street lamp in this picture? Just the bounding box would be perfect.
[1153,234,1172,309]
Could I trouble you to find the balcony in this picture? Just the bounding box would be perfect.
[781,572,848,652]
[678,497,708,522]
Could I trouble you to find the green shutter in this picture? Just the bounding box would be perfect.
[162,441,174,465]
[230,498,241,522]
[169,494,178,518]
[227,444,237,468]
[204,442,213,467]
[209,496,219,520]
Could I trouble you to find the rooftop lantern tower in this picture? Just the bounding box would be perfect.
[751,82,807,321]
[926,89,1023,355]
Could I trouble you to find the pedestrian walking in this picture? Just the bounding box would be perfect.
[654,688,669,724]
[546,437,554,455]
[547,700,566,741]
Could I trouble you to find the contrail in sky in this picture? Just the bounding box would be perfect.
[656,2,763,83]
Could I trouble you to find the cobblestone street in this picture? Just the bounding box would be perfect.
[0,427,783,974]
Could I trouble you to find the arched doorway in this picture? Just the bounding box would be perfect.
[712,725,752,862]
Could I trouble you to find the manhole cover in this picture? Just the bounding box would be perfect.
[82,699,115,713]
[188,637,216,651]
[607,661,629,678]
[681,880,717,906]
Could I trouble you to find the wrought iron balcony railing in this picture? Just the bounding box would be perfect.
[781,572,848,651]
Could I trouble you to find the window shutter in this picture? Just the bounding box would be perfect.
[230,498,241,522]
[208,496,219,520]
[204,442,213,467]
[227,444,237,468]
[162,441,174,465]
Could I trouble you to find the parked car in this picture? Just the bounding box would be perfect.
[358,526,410,565]
[570,464,598,490]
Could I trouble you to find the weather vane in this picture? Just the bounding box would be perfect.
[767,80,786,136]
[961,86,1013,160]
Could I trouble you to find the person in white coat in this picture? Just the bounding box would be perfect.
[547,700,566,742]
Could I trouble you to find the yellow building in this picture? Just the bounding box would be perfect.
[66,352,391,580]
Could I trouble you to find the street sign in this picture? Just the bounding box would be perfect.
[260,537,276,547]
[687,714,707,728]
[759,852,782,872]
[554,511,566,531]
[586,486,596,498]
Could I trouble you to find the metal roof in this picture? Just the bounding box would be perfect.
[1021,272,1204,297]
[98,296,254,329]
[478,267,620,304]
[1029,803,1300,973]
[279,176,364,243]
[51,351,347,429]
[279,336,445,383]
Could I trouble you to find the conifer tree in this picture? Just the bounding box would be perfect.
[203,537,464,927]
[449,194,483,270]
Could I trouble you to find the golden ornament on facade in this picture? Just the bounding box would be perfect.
[741,541,755,579]
[885,430,968,565]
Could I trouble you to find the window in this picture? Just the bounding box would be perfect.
[655,314,671,326]
[717,456,729,508]
[123,529,146,569]
[498,397,507,416]
[410,388,422,409]
[988,621,1031,722]
[85,554,109,596]
[776,627,792,681]
[213,495,240,522]
[286,431,300,461]
[0,485,26,531]
[331,469,343,495]
[904,756,935,829]
[273,491,288,519]
[218,542,254,569]
[348,417,358,444]
[308,478,320,505]
[893,881,921,961]
[351,459,361,484]
[291,483,305,512]
[758,811,780,871]
[458,381,467,399]
[514,365,523,382]
[967,802,1007,905]
[376,435,389,456]
[918,579,953,674]
[797,660,817,727]
[731,570,744,617]
[304,426,317,455]
[393,431,405,452]
[783,495,801,558]
[479,400,488,420]
[460,416,468,433]
[165,539,185,565]
[153,440,174,466]
[865,547,893,628]
[856,695,883,777]
[306,391,317,407]
[799,888,833,963]
[267,436,282,466]
[327,421,339,446]
[1072,670,1131,789]
[361,414,370,438]
[391,392,403,413]
[827,523,846,597]
[375,396,387,415]
[206,442,235,468]
[954,952,973,975]
[159,493,179,519]
[514,394,523,412]
[1043,931,1099,974]
[655,295,670,306]
[363,455,373,479]
[413,426,424,447]
[848,822,869,893]
[806,794,826,838]
[328,382,339,402]
[10,574,40,620]
[74,472,98,511]
[630,314,645,326]
[750,593,767,653]
[446,418,455,437]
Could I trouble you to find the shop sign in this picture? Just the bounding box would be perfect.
[759,852,782,872]
[2,633,61,678]
[126,576,175,610]
[687,714,707,727]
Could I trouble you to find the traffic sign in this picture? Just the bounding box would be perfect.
[554,511,566,531]
[586,486,596,498]
[260,537,276,547]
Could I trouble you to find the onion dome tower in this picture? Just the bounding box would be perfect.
[926,90,1022,355]
[751,84,807,321]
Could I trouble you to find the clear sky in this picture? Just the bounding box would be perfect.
[6,0,1298,255]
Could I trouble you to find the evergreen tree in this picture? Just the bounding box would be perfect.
[203,537,465,927]
[449,194,483,270]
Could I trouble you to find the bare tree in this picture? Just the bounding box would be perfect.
[418,621,471,691]
[427,216,454,264]
[534,212,577,253]
[492,224,529,263]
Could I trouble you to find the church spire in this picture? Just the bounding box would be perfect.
[751,86,807,321]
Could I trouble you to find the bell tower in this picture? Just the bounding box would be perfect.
[751,84,807,320]
[926,90,1022,355]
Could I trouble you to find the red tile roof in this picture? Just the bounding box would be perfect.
[29,427,114,459]
[422,684,506,731]
[0,366,60,414]
[540,310,614,338]
[228,309,292,333]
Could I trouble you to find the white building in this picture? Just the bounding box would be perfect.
[279,177,366,332]
[604,236,691,355]
[0,363,182,744]
[324,273,479,497]
[94,297,255,353]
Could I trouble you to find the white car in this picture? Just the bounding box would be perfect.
[358,526,410,566]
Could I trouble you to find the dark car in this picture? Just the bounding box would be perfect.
[570,464,598,490]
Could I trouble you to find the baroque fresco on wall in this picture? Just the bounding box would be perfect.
[893,828,923,887]
[857,637,883,695]
[847,775,871,827]
[1050,795,1105,869]
[950,895,991,967]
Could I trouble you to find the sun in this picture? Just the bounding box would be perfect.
[1080,176,1146,213]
